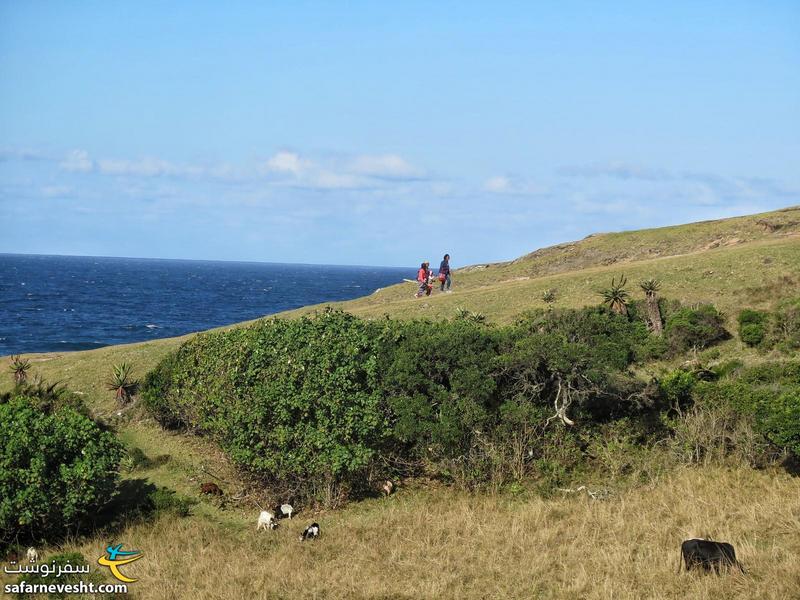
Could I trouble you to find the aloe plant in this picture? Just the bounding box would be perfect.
[599,275,630,316]
[107,362,137,404]
[639,278,664,335]
[10,355,31,384]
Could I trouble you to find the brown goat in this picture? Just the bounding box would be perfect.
[200,482,223,496]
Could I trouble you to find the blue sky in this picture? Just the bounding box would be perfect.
[1,1,798,267]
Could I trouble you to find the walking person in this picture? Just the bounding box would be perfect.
[438,253,452,292]
[415,261,432,298]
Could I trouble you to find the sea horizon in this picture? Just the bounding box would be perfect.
[1,254,412,355]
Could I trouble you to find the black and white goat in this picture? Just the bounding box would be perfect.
[299,522,320,541]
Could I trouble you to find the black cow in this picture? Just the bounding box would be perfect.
[678,539,745,574]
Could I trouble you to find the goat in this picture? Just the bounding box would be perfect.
[256,510,277,531]
[299,522,320,541]
[200,482,223,496]
[382,480,394,496]
[26,547,39,563]
[274,503,294,520]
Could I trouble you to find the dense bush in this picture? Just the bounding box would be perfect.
[662,361,800,463]
[0,390,123,545]
[142,309,391,502]
[768,299,800,352]
[142,304,742,499]
[378,318,502,464]
[499,308,656,424]
[664,304,728,353]
[738,309,769,347]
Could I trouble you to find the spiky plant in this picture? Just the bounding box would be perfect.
[455,307,486,324]
[599,275,630,316]
[542,288,557,307]
[639,278,664,335]
[10,355,31,384]
[107,362,137,404]
[639,278,661,298]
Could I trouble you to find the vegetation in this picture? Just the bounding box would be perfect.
[141,301,789,502]
[0,385,123,546]
[9,355,31,384]
[599,275,630,316]
[664,304,728,353]
[541,288,557,306]
[738,309,769,347]
[106,362,137,404]
[639,278,663,335]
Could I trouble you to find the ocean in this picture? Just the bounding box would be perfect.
[0,254,411,356]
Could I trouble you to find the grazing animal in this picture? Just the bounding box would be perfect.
[256,510,277,531]
[200,482,223,496]
[299,522,320,541]
[679,539,744,574]
[26,547,39,563]
[275,503,294,519]
[381,480,394,496]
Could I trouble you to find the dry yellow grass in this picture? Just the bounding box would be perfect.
[20,467,794,600]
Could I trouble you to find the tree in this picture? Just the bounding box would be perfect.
[600,275,630,316]
[639,278,664,336]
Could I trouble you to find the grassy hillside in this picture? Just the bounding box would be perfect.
[2,206,799,599]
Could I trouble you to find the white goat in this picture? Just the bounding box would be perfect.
[276,503,294,519]
[256,510,277,531]
[26,547,39,563]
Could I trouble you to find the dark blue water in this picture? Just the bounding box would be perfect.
[0,254,411,355]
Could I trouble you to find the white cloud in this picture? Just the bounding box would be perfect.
[483,175,544,195]
[96,157,204,178]
[484,175,512,193]
[265,151,309,175]
[60,149,93,172]
[49,147,434,194]
[349,154,421,179]
[558,162,671,181]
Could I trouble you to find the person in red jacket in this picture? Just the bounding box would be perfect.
[415,261,432,298]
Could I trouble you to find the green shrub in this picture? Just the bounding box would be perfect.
[659,370,696,408]
[738,309,769,347]
[379,318,502,463]
[757,390,800,456]
[141,310,391,502]
[665,304,728,353]
[141,307,674,496]
[770,299,800,352]
[0,394,123,545]
[500,308,657,423]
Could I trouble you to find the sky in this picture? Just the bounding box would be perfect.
[1,1,798,267]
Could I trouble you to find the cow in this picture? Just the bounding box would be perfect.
[256,510,277,531]
[678,539,745,574]
[299,522,320,541]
